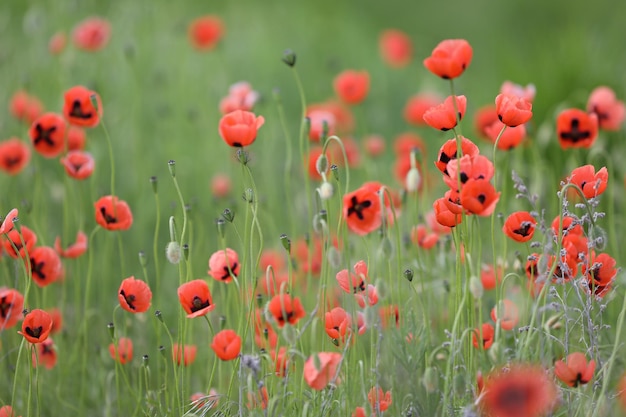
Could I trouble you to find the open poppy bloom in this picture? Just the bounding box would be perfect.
[333,70,370,105]
[342,185,382,235]
[3,225,37,259]
[0,208,18,235]
[379,29,412,68]
[490,299,520,331]
[29,246,62,287]
[423,95,467,131]
[63,86,103,128]
[60,151,95,180]
[211,329,241,361]
[435,136,479,175]
[172,344,197,366]
[109,337,133,364]
[208,248,239,283]
[583,252,617,297]
[551,215,583,238]
[324,307,351,343]
[177,279,215,318]
[433,197,462,228]
[0,287,24,329]
[503,211,537,242]
[557,109,598,149]
[19,309,53,344]
[188,15,224,50]
[72,17,111,51]
[472,323,495,349]
[459,178,500,216]
[474,105,499,139]
[54,231,88,258]
[268,293,306,327]
[368,387,392,412]
[355,284,379,308]
[336,260,368,294]
[118,276,152,313]
[303,352,342,390]
[423,39,473,79]
[554,352,595,387]
[33,338,57,369]
[479,365,557,417]
[444,154,494,190]
[485,120,526,150]
[29,113,66,158]
[218,110,265,147]
[495,94,533,127]
[480,264,504,290]
[94,195,133,231]
[567,165,608,199]
[0,138,31,175]
[587,86,625,131]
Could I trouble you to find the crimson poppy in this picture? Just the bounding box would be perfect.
[72,17,111,51]
[583,252,617,297]
[48,32,66,55]
[60,151,95,180]
[109,337,133,364]
[479,365,557,417]
[364,134,385,157]
[0,138,31,175]
[459,178,500,216]
[443,189,464,215]
[188,15,224,50]
[567,165,608,199]
[503,211,536,242]
[557,109,598,149]
[0,406,18,417]
[118,276,152,313]
[63,86,102,128]
[94,195,133,231]
[325,307,351,343]
[411,224,439,249]
[379,29,412,68]
[554,352,595,387]
[485,120,526,150]
[472,323,495,349]
[435,136,479,175]
[177,279,215,318]
[54,231,88,258]
[500,81,536,103]
[490,299,519,331]
[423,39,473,79]
[268,293,306,327]
[172,344,197,366]
[587,86,625,131]
[404,93,442,126]
[3,225,37,259]
[354,284,379,308]
[29,246,62,287]
[67,126,86,151]
[336,260,368,294]
[29,113,66,158]
[481,264,504,290]
[0,208,18,235]
[423,95,467,131]
[272,347,290,377]
[495,94,533,127]
[352,407,366,417]
[219,81,259,115]
[546,248,579,283]
[208,248,239,283]
[32,338,57,369]
[0,287,24,329]
[210,329,241,361]
[303,352,342,390]
[368,387,392,412]
[444,154,494,190]
[19,309,53,344]
[333,70,370,105]
[218,110,265,147]
[474,105,499,139]
[342,185,382,235]
[433,197,462,228]
[551,215,583,238]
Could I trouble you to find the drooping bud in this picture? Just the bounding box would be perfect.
[280,234,291,253]
[168,160,176,177]
[403,269,414,282]
[282,49,296,67]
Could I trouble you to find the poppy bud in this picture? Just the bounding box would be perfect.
[280,234,291,253]
[222,208,235,223]
[403,269,414,282]
[256,293,263,308]
[142,354,149,367]
[282,49,296,67]
[107,322,115,339]
[469,275,483,300]
[330,164,339,181]
[182,244,190,261]
[423,366,439,393]
[216,218,226,239]
[166,241,181,264]
[219,315,226,330]
[316,153,329,176]
[150,176,158,194]
[405,167,421,192]
[159,345,167,359]
[317,181,334,201]
[155,310,163,323]
[243,188,254,203]
[138,251,148,267]
[168,160,176,177]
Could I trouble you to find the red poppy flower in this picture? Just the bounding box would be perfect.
[583,252,617,297]
[352,407,366,417]
[259,249,286,273]
[336,260,368,294]
[19,309,53,344]
[567,165,608,199]
[10,90,29,120]
[444,154,494,190]
[404,93,441,126]
[268,293,306,328]
[490,299,519,331]
[495,94,533,127]
[172,344,197,366]
[188,15,224,50]
[60,151,95,180]
[364,134,386,157]
[94,195,133,231]
[472,323,495,350]
[0,406,18,417]
[343,185,382,235]
[29,113,66,158]
[208,248,239,283]
[551,215,583,238]
[379,305,400,329]
[218,110,265,147]
[109,337,133,364]
[254,309,278,350]
[67,126,86,151]
[435,136,479,175]
[219,81,259,115]
[303,352,342,390]
[0,208,18,235]
[423,95,467,131]
[48,32,66,55]
[47,308,62,334]
[479,365,557,417]
[557,109,598,149]
[333,70,370,105]
[293,235,324,275]
[54,231,88,258]
[177,279,215,318]
[554,352,595,387]
[503,211,536,242]
[368,387,392,412]
[379,29,412,68]
[190,389,220,410]
[211,329,241,361]
[460,178,500,216]
[63,86,102,128]
[423,39,473,79]
[247,386,269,410]
[0,138,31,175]
[32,338,57,369]
[474,105,499,139]
[433,197,462,228]
[587,86,625,131]
[0,287,24,330]
[481,264,504,290]
[500,81,536,103]
[3,225,37,259]
[325,307,351,342]
[272,347,290,377]
[411,224,439,249]
[72,17,111,51]
[485,121,526,150]
[29,246,62,287]
[118,276,152,313]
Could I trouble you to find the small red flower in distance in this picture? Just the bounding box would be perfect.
[177,279,215,318]
[63,86,103,128]
[495,93,533,127]
[333,70,370,105]
[352,407,366,417]
[211,329,241,361]
[54,231,88,258]
[472,322,495,349]
[208,248,240,283]
[33,338,57,369]
[485,121,526,150]
[303,352,342,390]
[423,39,473,79]
[411,224,439,249]
[219,81,259,115]
[211,173,232,198]
[48,32,67,55]
[379,29,412,68]
[481,264,504,290]
[557,109,598,149]
[29,246,62,287]
[567,165,608,199]
[342,185,382,235]
[404,93,442,126]
[29,113,66,158]
[368,386,392,412]
[554,352,595,387]
[268,293,306,328]
[500,81,536,103]
[587,86,625,131]
[109,337,133,364]
[364,134,386,157]
[491,299,520,331]
[188,15,224,50]
[219,110,265,147]
[0,287,24,329]
[172,344,197,366]
[47,308,63,334]
[19,309,53,344]
[617,373,626,411]
[0,138,31,175]
[503,211,537,243]
[72,17,111,51]
[423,95,467,131]
[583,252,617,298]
[94,196,133,231]
[60,151,95,180]
[67,126,86,151]
[0,405,19,417]
[118,276,152,313]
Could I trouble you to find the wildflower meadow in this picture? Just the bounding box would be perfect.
[3,1,626,416]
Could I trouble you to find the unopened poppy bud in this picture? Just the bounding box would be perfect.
[165,241,181,264]
[330,164,339,181]
[219,315,226,330]
[317,181,334,200]
[107,322,115,339]
[312,212,328,234]
[142,354,149,367]
[182,244,189,261]
[331,338,339,346]
[155,310,163,323]
[469,275,483,300]
[303,117,311,138]
[405,167,421,192]
[423,366,439,393]
[159,345,167,359]
[327,246,342,269]
[222,208,235,223]
[138,251,148,267]
[169,216,177,242]
[168,160,176,177]
[256,293,263,308]
[453,373,466,397]
[236,149,250,165]
[150,176,158,194]
[216,218,226,239]
[316,154,328,176]
[282,49,296,67]
[403,269,414,282]
[243,188,254,203]
[280,234,291,253]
